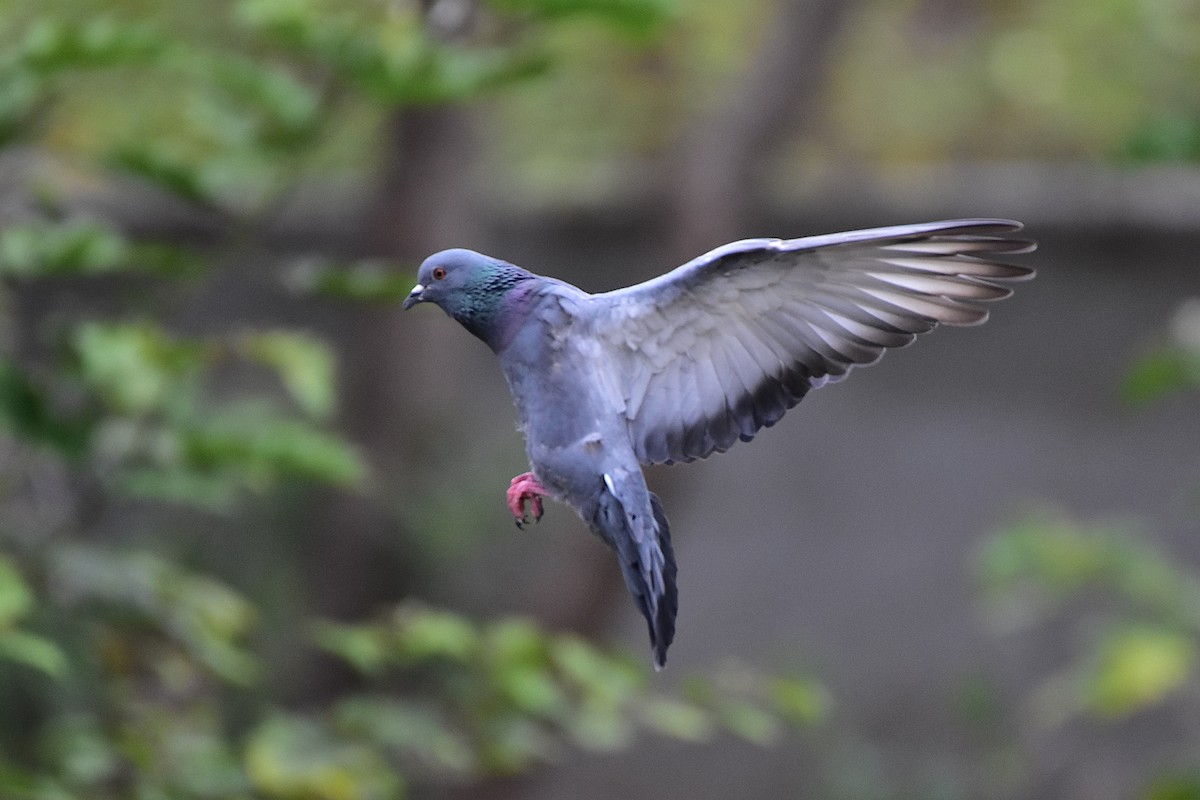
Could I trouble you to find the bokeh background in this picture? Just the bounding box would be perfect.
[2,1,1200,798]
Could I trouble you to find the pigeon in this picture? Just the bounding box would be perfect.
[402,219,1035,669]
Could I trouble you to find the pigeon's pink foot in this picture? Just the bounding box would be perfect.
[507,472,547,529]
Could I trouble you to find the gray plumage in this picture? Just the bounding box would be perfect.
[403,219,1035,669]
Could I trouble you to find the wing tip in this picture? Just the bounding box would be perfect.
[931,217,1025,233]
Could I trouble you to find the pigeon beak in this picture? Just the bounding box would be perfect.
[402,284,425,310]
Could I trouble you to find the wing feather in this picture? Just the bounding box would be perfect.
[691,345,740,455]
[587,219,1034,465]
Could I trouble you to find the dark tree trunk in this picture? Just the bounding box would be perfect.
[302,103,482,695]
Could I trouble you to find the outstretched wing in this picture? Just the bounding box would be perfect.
[586,219,1035,465]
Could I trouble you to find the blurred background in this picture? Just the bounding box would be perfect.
[1,1,1199,798]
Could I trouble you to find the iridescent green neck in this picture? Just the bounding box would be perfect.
[445,265,535,350]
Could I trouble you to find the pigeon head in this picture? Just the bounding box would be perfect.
[403,248,535,349]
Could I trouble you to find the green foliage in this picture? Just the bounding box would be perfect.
[0,548,261,798]
[234,0,550,106]
[312,604,825,776]
[50,543,261,684]
[1,221,141,278]
[1123,299,1200,405]
[286,258,416,304]
[0,554,68,678]
[973,303,1200,796]
[485,0,676,37]
[0,219,201,283]
[74,321,208,415]
[1123,345,1200,405]
[1086,624,1196,717]
[1122,115,1200,164]
[0,560,821,799]
[0,355,90,455]
[1144,772,1200,800]
[0,16,167,146]
[246,715,404,800]
[240,331,337,420]
[980,509,1200,723]
[58,320,364,509]
[980,512,1200,626]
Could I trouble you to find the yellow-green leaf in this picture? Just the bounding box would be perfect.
[0,630,69,678]
[241,331,336,419]
[0,554,32,624]
[1086,625,1196,717]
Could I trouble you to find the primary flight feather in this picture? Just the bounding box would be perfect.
[402,218,1035,669]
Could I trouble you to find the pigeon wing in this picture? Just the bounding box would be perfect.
[585,219,1035,465]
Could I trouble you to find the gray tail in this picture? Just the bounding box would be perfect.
[647,493,678,670]
[595,479,678,670]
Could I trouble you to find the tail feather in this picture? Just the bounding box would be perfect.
[648,492,678,670]
[594,474,678,670]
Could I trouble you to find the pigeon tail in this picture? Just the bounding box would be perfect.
[594,475,678,669]
[648,492,678,670]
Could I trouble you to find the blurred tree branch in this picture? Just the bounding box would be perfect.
[669,0,855,258]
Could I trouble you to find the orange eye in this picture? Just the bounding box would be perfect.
[432,267,447,281]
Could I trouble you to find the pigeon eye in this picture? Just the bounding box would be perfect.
[432,267,447,281]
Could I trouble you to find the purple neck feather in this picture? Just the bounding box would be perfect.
[487,280,540,352]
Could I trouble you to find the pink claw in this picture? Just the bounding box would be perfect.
[507,472,547,528]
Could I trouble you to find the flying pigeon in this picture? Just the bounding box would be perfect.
[402,219,1035,669]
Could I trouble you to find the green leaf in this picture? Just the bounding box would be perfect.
[0,554,33,624]
[980,510,1200,630]
[286,259,415,304]
[110,405,364,507]
[485,0,676,36]
[766,676,829,725]
[564,700,633,752]
[1086,625,1196,717]
[207,55,321,149]
[638,697,714,742]
[0,553,68,678]
[245,714,405,800]
[551,635,641,703]
[163,573,261,685]
[49,545,258,684]
[718,701,782,745]
[392,605,478,663]
[117,466,243,512]
[311,620,389,675]
[0,630,69,678]
[0,221,129,278]
[179,409,364,488]
[1123,345,1200,406]
[108,143,211,204]
[496,663,568,718]
[1143,772,1200,800]
[978,513,1112,593]
[240,331,336,419]
[487,618,547,665]
[479,715,556,774]
[155,721,251,797]
[1121,114,1200,164]
[236,0,549,105]
[0,356,91,455]
[20,17,166,74]
[74,321,206,414]
[335,697,475,774]
[40,714,119,787]
[0,68,43,146]
[0,221,197,279]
